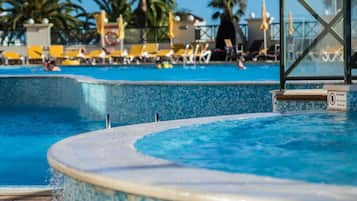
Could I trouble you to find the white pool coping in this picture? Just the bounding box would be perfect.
[48,113,357,201]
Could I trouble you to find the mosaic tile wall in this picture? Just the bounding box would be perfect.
[273,100,327,113]
[0,77,80,109]
[63,176,167,201]
[0,77,325,124]
[347,92,357,111]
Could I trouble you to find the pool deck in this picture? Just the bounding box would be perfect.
[0,195,51,201]
[48,113,357,201]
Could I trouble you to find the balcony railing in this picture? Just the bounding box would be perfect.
[51,26,170,45]
[51,29,99,45]
[195,24,248,42]
[1,21,353,46]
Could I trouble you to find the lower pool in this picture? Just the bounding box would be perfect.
[136,112,357,186]
[0,107,104,186]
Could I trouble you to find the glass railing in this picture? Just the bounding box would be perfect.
[283,0,345,81]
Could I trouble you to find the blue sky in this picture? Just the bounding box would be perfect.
[78,0,280,25]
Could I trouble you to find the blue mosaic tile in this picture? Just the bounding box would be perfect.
[0,77,328,124]
[347,92,357,111]
[63,177,167,201]
[274,100,327,113]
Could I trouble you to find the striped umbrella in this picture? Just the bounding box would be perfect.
[260,0,269,54]
[95,10,106,47]
[167,12,175,47]
[118,15,125,51]
[288,11,294,35]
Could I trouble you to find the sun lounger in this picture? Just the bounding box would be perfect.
[110,50,128,63]
[155,49,174,61]
[126,44,145,63]
[27,45,44,64]
[194,43,212,64]
[174,44,194,64]
[244,40,264,61]
[63,48,92,64]
[49,45,66,63]
[62,59,80,65]
[255,44,280,62]
[224,39,235,61]
[64,49,80,59]
[321,46,343,62]
[86,49,111,64]
[223,39,244,62]
[2,51,24,65]
[143,43,159,62]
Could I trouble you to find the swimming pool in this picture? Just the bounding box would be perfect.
[0,64,279,81]
[136,112,357,186]
[0,107,105,186]
[49,113,357,201]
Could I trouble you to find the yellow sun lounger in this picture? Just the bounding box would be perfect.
[86,50,111,64]
[155,49,174,61]
[65,50,79,58]
[49,45,66,61]
[174,44,194,63]
[110,50,127,63]
[2,51,24,65]
[62,59,80,65]
[27,45,44,64]
[143,43,159,60]
[126,44,145,63]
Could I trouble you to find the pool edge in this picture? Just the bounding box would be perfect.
[47,113,357,201]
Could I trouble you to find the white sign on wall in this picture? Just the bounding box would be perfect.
[328,91,347,111]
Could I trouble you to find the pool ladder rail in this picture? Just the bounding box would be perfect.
[105,113,111,129]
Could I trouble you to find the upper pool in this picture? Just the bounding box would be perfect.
[0,64,279,81]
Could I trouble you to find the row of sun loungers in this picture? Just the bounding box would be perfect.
[0,43,212,65]
[2,45,45,65]
[224,38,343,63]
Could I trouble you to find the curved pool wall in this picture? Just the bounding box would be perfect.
[0,75,326,124]
[48,114,357,201]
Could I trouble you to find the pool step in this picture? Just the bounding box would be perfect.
[271,89,328,112]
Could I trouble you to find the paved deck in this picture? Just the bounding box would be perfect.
[0,195,52,201]
[0,188,53,201]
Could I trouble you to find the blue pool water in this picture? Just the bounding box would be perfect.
[136,112,357,186]
[0,64,279,81]
[0,108,105,186]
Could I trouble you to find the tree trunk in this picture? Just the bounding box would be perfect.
[135,0,147,43]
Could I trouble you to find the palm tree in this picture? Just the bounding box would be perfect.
[92,0,132,22]
[132,0,176,27]
[209,0,247,49]
[0,0,87,45]
[131,0,176,42]
[0,0,86,30]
